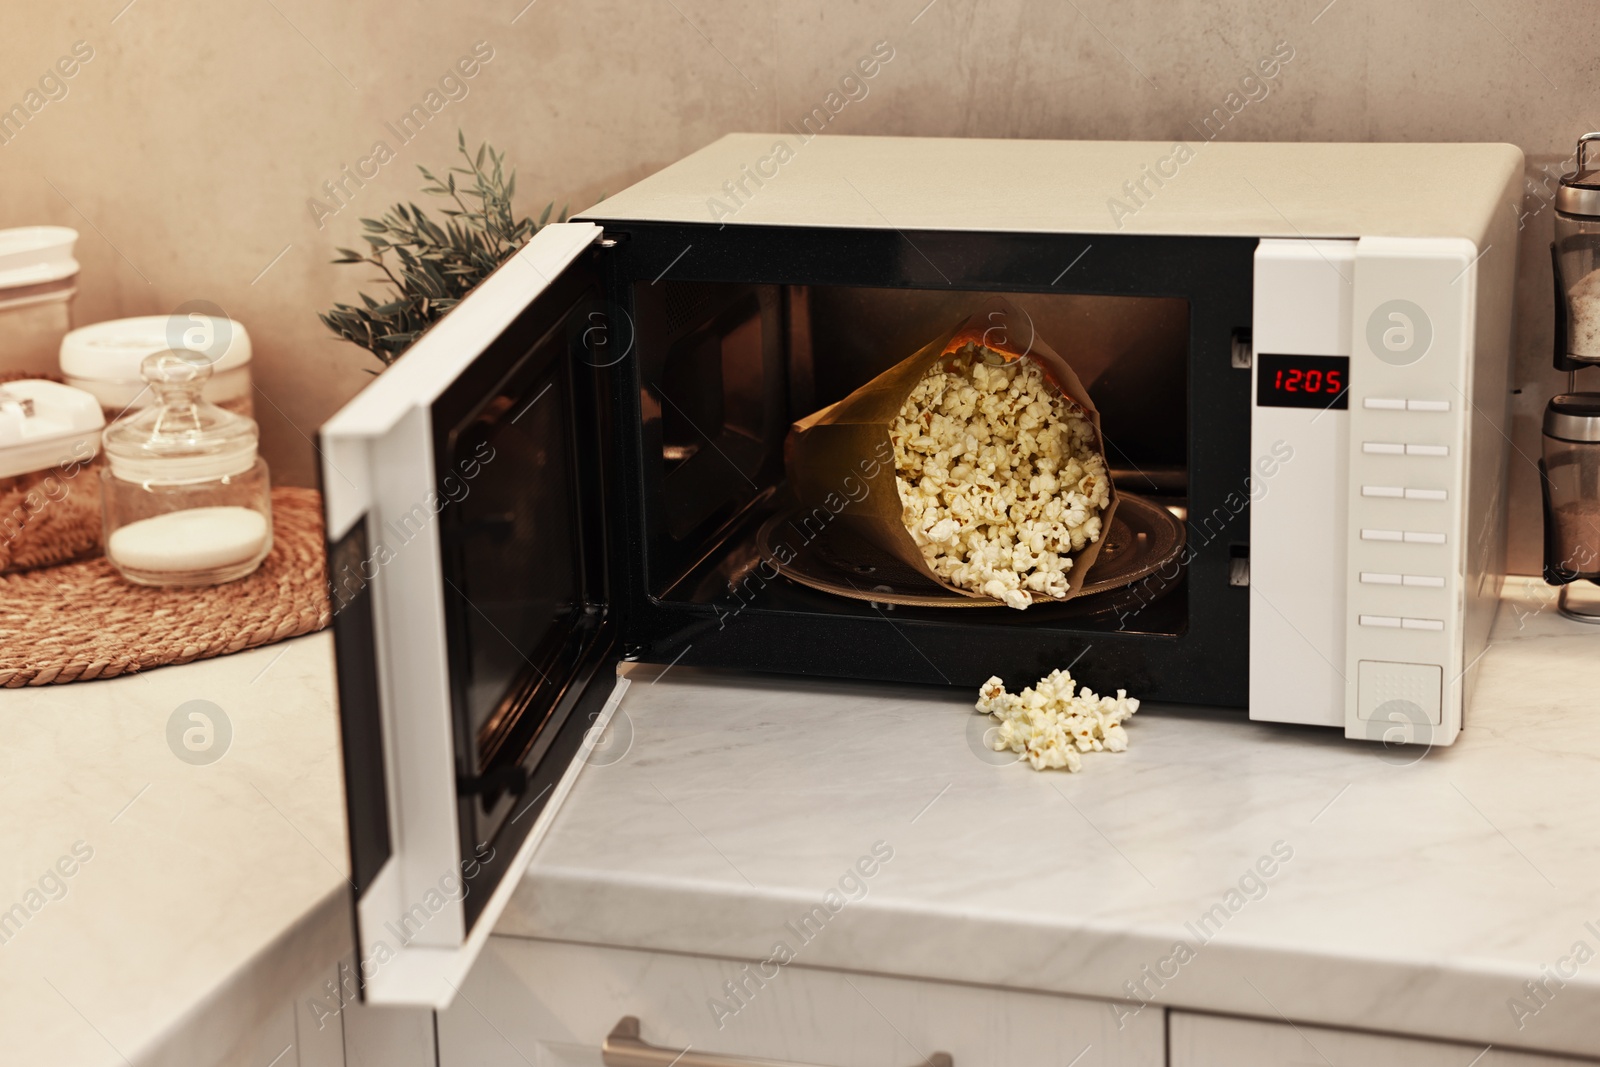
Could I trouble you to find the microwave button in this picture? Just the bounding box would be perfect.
[1362,485,1404,498]
[1405,443,1450,456]
[1364,397,1407,410]
[1357,660,1443,725]
[1403,530,1447,544]
[1360,572,1403,585]
[1407,399,1451,412]
[1404,487,1448,500]
[1361,528,1404,541]
[1359,614,1403,628]
[1403,574,1446,587]
[1363,442,1406,455]
[1401,617,1445,631]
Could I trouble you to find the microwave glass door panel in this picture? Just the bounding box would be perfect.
[431,264,614,932]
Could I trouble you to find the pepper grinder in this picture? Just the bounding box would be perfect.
[1544,133,1600,621]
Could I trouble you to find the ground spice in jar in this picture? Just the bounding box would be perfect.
[1552,500,1600,577]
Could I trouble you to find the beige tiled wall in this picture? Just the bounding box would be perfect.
[1,1,1590,573]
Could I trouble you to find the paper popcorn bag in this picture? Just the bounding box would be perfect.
[784,296,1118,608]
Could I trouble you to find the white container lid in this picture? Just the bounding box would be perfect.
[0,379,104,479]
[0,226,79,291]
[61,315,252,383]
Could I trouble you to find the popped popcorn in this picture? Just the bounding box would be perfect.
[975,670,1140,772]
[891,343,1110,609]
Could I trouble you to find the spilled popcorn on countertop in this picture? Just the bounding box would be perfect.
[891,345,1110,609]
[975,670,1139,772]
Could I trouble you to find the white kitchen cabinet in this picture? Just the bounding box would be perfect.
[343,1001,436,1067]
[436,937,1164,1067]
[138,962,342,1067]
[340,956,438,1067]
[249,954,436,1067]
[294,962,349,1067]
[204,996,297,1067]
[1169,1011,1600,1066]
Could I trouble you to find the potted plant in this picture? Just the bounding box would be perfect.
[320,131,564,368]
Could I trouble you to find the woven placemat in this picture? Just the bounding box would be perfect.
[0,486,331,686]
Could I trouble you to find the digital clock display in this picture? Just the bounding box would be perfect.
[1256,353,1350,410]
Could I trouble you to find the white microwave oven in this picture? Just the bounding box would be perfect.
[317,135,1523,1006]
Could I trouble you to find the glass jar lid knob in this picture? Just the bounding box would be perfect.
[142,352,212,438]
[102,350,258,483]
[144,350,211,390]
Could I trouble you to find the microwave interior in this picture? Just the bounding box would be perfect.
[427,226,1257,743]
[640,281,1191,613]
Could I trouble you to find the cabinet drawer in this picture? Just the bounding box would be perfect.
[438,938,1163,1067]
[1170,1011,1600,1066]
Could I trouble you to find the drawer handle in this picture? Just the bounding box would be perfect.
[603,1015,953,1067]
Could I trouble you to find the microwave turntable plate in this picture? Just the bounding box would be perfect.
[756,491,1185,610]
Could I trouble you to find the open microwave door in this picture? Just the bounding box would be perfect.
[318,222,626,1008]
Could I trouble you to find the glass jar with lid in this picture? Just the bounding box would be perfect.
[1553,133,1600,368]
[1541,393,1600,621]
[100,352,271,586]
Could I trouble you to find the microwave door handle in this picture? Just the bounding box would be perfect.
[603,1017,952,1067]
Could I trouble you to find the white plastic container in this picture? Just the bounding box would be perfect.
[0,226,80,380]
[0,379,103,573]
[61,314,252,421]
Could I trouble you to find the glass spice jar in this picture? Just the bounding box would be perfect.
[1541,393,1600,622]
[100,352,271,586]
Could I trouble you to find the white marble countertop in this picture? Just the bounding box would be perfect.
[506,578,1600,1060]
[0,633,349,1067]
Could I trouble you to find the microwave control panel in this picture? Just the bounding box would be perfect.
[1342,236,1476,748]
[1250,237,1485,748]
